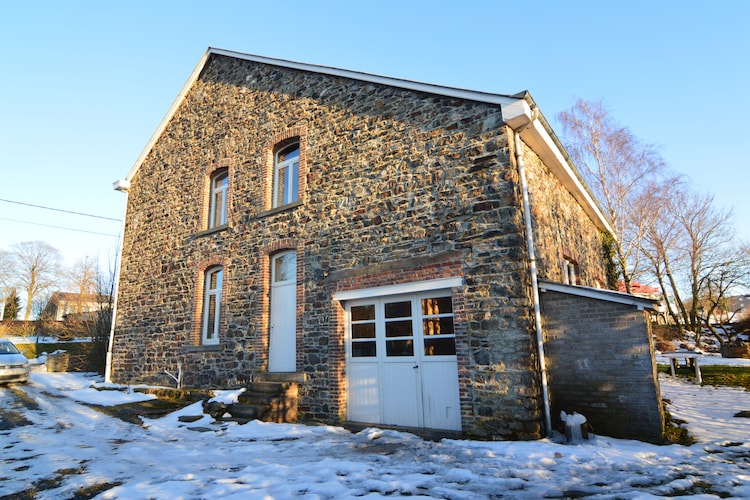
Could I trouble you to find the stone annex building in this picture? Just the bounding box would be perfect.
[109,48,664,442]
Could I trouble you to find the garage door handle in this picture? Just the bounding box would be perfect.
[413,365,419,369]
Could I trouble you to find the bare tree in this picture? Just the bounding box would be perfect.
[639,180,687,325]
[87,258,116,374]
[0,249,13,320]
[66,256,98,296]
[642,187,749,346]
[698,243,750,346]
[0,249,12,289]
[9,241,61,321]
[558,99,668,292]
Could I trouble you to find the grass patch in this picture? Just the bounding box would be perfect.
[662,404,697,446]
[660,364,750,391]
[697,365,750,391]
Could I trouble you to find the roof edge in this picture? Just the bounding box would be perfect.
[123,47,521,182]
[503,96,614,234]
[538,280,657,310]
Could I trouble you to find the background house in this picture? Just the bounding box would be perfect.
[110,48,663,441]
[42,292,104,322]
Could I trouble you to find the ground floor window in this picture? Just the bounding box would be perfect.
[201,267,223,345]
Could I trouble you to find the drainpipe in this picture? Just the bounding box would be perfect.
[105,179,131,383]
[510,110,552,437]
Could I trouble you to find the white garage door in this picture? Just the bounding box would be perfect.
[346,290,461,431]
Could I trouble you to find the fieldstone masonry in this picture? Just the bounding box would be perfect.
[111,51,624,440]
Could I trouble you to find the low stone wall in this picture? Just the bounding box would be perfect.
[14,341,102,373]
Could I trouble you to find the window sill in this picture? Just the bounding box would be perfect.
[194,224,229,238]
[183,344,222,353]
[258,200,302,218]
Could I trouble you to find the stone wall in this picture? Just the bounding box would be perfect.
[540,289,664,443]
[112,53,610,439]
[521,142,608,287]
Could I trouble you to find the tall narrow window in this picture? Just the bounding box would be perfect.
[563,257,579,286]
[201,267,223,345]
[208,169,228,228]
[273,142,299,208]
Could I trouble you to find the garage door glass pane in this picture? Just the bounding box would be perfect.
[385,320,412,337]
[385,301,411,318]
[422,296,453,315]
[351,304,375,321]
[424,338,456,356]
[386,339,413,356]
[423,317,455,336]
[352,341,376,357]
[352,323,375,339]
[422,296,455,356]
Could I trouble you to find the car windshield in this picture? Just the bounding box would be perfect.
[0,342,21,355]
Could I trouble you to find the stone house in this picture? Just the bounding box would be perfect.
[109,48,663,441]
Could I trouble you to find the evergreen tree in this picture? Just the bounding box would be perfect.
[2,289,22,320]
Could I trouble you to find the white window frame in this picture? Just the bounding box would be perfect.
[201,266,223,345]
[346,289,457,361]
[209,169,228,228]
[563,257,579,286]
[273,143,299,208]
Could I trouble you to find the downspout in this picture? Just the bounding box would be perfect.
[510,110,552,437]
[105,179,131,383]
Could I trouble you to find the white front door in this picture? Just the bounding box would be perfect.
[346,290,461,431]
[269,251,297,372]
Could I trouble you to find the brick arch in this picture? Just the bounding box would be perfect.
[191,255,229,345]
[258,238,300,334]
[260,238,298,257]
[262,126,309,209]
[200,158,235,229]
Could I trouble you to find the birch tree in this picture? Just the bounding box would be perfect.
[558,99,668,292]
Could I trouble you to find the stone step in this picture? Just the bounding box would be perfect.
[243,381,291,395]
[203,380,299,424]
[228,404,259,420]
[238,392,283,405]
[257,372,307,383]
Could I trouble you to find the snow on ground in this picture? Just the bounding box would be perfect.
[2,359,750,499]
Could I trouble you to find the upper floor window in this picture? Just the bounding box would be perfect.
[563,257,580,286]
[201,266,223,345]
[208,169,228,228]
[273,142,299,208]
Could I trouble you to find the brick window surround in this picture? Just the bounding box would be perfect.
[200,159,234,230]
[263,126,308,211]
[326,257,468,423]
[191,256,228,346]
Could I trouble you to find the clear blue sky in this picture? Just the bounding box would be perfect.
[1,0,748,270]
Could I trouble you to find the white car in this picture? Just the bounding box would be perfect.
[0,339,30,384]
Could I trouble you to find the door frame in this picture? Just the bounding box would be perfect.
[269,250,297,372]
[344,288,461,430]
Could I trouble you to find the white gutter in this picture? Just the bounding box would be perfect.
[105,179,130,383]
[503,100,613,235]
[507,108,552,437]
